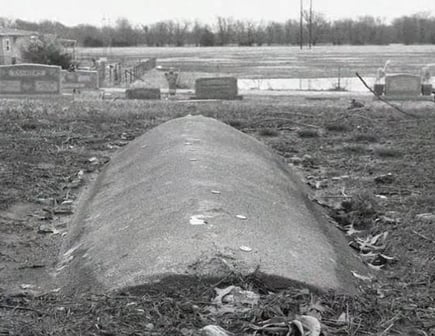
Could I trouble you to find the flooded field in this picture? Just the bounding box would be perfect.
[239,76,435,92]
[78,45,435,79]
[238,77,376,92]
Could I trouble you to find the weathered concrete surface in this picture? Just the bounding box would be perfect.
[59,115,367,293]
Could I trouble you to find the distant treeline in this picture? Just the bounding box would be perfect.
[2,12,435,47]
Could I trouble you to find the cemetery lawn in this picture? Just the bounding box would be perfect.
[1,95,434,335]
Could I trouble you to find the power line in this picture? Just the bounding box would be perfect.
[309,0,313,48]
[299,0,303,49]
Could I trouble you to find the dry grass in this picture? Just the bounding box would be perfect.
[0,273,382,336]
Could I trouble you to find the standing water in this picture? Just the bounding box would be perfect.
[238,77,376,92]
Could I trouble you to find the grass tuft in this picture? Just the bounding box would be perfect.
[325,123,349,132]
[297,129,319,138]
[374,146,403,158]
[258,128,279,137]
[343,144,368,154]
[351,133,379,143]
[227,120,244,129]
[332,192,378,229]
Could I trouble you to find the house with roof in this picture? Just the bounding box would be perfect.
[0,28,37,65]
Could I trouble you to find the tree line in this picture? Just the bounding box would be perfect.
[2,12,435,47]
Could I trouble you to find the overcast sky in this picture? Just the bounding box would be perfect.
[3,0,435,26]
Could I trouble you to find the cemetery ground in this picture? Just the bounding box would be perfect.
[0,95,434,335]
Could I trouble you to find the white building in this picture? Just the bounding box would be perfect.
[0,28,37,65]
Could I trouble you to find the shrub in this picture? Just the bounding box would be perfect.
[20,35,73,69]
[199,29,215,46]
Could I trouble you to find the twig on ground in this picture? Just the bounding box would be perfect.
[411,230,435,244]
[380,323,395,336]
[341,187,349,198]
[270,111,316,118]
[18,264,46,270]
[355,72,418,119]
[252,118,320,129]
[0,304,44,316]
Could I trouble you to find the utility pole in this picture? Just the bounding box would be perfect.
[299,0,303,49]
[309,0,313,49]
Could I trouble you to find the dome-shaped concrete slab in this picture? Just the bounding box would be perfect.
[59,115,367,293]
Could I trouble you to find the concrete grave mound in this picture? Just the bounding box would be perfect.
[59,116,366,293]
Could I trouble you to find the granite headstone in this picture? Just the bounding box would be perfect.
[385,74,421,97]
[0,64,61,95]
[195,77,240,100]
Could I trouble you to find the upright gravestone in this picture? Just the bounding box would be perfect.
[165,71,178,96]
[61,70,99,92]
[126,87,161,100]
[96,58,107,87]
[195,77,241,100]
[0,64,61,95]
[385,74,421,98]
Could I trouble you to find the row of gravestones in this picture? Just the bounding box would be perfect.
[126,77,242,100]
[0,63,241,100]
[0,64,99,95]
[1,63,432,100]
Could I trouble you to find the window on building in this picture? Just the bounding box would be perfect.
[5,39,11,52]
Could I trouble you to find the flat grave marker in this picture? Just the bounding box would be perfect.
[0,64,61,95]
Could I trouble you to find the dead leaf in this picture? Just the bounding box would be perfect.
[368,263,384,271]
[351,271,373,282]
[337,312,351,325]
[213,286,236,305]
[292,320,305,336]
[298,315,321,336]
[239,246,252,252]
[344,224,363,236]
[190,215,208,225]
[200,325,233,336]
